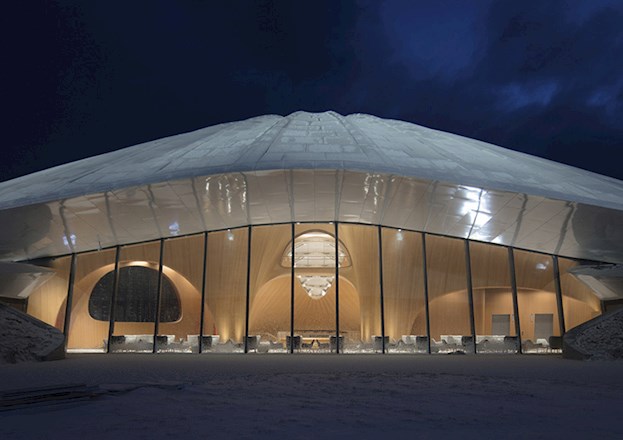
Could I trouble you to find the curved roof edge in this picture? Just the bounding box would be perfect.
[1,111,622,213]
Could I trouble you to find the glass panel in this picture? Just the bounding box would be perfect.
[67,249,116,352]
[203,228,248,353]
[26,255,71,331]
[426,235,472,354]
[558,257,602,331]
[513,250,560,353]
[248,224,291,353]
[339,223,381,353]
[469,242,518,353]
[294,223,337,353]
[157,234,204,353]
[382,228,427,353]
[110,241,162,353]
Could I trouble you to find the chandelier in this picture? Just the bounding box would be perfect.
[297,275,335,300]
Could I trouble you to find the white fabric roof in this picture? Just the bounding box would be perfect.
[1,111,622,211]
[0,111,621,263]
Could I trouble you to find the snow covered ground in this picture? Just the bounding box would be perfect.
[1,354,622,439]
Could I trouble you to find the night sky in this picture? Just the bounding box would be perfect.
[3,0,623,183]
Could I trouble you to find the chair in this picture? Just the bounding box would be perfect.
[286,335,302,351]
[329,335,344,352]
[246,335,260,352]
[373,335,389,352]
[503,336,519,352]
[109,335,126,350]
[201,335,220,351]
[415,336,429,352]
[461,335,474,351]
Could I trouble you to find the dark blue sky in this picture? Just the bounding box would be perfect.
[2,0,623,182]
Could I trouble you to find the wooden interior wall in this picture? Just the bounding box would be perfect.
[67,249,116,349]
[381,228,426,341]
[26,256,71,330]
[247,224,292,338]
[481,288,515,335]
[248,274,360,339]
[29,224,604,351]
[513,249,560,340]
[249,224,291,303]
[558,257,601,330]
[338,224,382,341]
[469,243,513,335]
[204,228,248,343]
[111,242,161,338]
[158,235,207,341]
[426,235,471,339]
[516,289,560,340]
[67,239,215,348]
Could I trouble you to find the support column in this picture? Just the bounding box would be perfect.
[464,240,477,354]
[508,247,522,354]
[62,253,77,350]
[378,226,386,354]
[106,246,121,354]
[421,234,432,354]
[553,255,566,335]
[244,226,252,353]
[198,232,208,354]
[152,238,165,354]
[334,222,340,354]
[290,222,295,354]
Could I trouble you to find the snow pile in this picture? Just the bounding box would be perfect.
[0,303,64,364]
[564,307,623,360]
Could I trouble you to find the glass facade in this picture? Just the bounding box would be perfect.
[248,224,291,353]
[426,235,473,353]
[204,227,248,353]
[110,241,162,353]
[157,234,204,353]
[469,242,518,353]
[26,255,72,331]
[339,223,382,353]
[558,257,602,331]
[26,223,604,356]
[293,223,337,353]
[514,249,562,353]
[381,228,427,353]
[67,248,116,352]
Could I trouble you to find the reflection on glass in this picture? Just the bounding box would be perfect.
[558,257,601,331]
[293,223,338,353]
[26,256,71,331]
[203,227,248,353]
[381,228,427,353]
[157,234,203,353]
[110,241,161,353]
[339,223,381,353]
[469,242,518,353]
[248,224,291,353]
[514,250,561,353]
[426,235,472,353]
[67,249,116,352]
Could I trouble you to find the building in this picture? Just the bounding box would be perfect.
[1,111,622,355]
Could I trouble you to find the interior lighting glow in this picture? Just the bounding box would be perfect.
[297,275,335,299]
